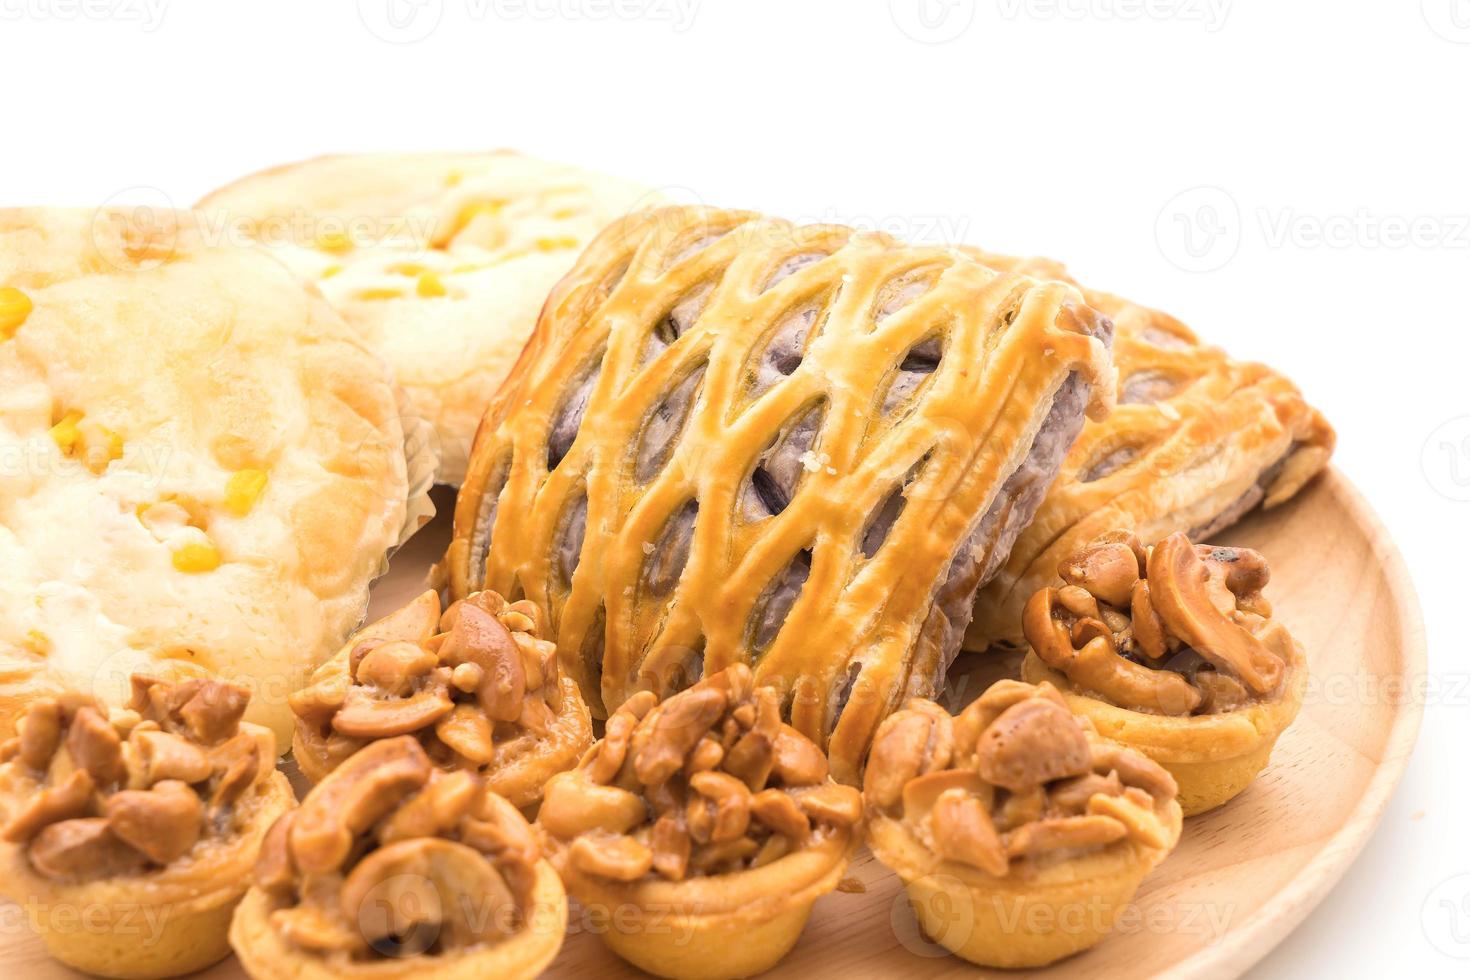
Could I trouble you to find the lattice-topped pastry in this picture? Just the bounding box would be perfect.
[964,249,1334,650]
[442,206,1116,780]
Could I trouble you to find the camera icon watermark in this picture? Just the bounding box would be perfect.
[1421,416,1470,503]
[1154,185,1241,273]
[889,0,977,44]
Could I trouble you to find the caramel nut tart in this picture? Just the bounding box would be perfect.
[230,735,565,980]
[197,151,653,484]
[442,204,1117,780]
[536,664,864,980]
[290,589,593,812]
[863,681,1182,969]
[0,676,295,978]
[964,248,1333,650]
[1021,530,1307,815]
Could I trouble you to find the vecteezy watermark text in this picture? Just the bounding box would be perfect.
[0,0,168,31]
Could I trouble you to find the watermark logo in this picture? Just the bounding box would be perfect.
[1422,0,1470,43]
[993,0,1230,32]
[0,0,169,31]
[357,0,445,44]
[890,0,977,44]
[1154,185,1240,273]
[1422,872,1470,958]
[91,186,180,272]
[1422,416,1470,502]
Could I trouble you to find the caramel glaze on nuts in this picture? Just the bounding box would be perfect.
[864,681,1179,876]
[0,675,274,882]
[253,735,543,960]
[1022,530,1298,716]
[537,665,863,883]
[290,590,592,808]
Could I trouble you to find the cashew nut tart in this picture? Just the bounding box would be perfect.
[1021,531,1307,815]
[0,208,417,743]
[289,589,593,811]
[229,736,566,980]
[441,205,1117,781]
[963,249,1333,650]
[0,675,295,978]
[197,151,653,484]
[863,681,1182,969]
[536,664,864,980]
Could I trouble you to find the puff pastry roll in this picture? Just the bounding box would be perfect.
[442,207,1115,779]
[964,251,1334,650]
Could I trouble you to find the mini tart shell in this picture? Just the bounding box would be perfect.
[228,855,566,980]
[545,827,856,980]
[0,769,295,980]
[292,667,594,813]
[867,799,1182,969]
[1021,636,1307,816]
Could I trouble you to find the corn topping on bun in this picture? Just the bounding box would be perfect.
[0,208,412,743]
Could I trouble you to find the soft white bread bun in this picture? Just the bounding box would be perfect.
[0,208,412,743]
[197,151,654,484]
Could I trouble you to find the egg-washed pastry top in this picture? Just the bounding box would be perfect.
[964,250,1333,650]
[441,205,1116,781]
[196,151,654,484]
[0,208,412,742]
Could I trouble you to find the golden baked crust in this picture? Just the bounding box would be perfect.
[0,209,411,742]
[1020,531,1307,814]
[0,678,296,978]
[442,205,1116,780]
[196,151,654,484]
[290,589,592,811]
[965,250,1334,650]
[536,665,863,979]
[229,737,565,980]
[863,682,1182,968]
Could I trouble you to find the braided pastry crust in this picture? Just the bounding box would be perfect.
[964,250,1334,650]
[442,207,1115,780]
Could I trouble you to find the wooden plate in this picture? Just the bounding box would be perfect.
[0,469,1423,979]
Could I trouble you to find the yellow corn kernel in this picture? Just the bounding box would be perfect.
[390,262,427,277]
[81,424,124,474]
[172,541,221,573]
[416,271,447,298]
[550,207,579,220]
[451,200,504,236]
[536,236,579,252]
[315,230,354,254]
[444,170,464,187]
[0,286,33,338]
[49,411,84,455]
[357,287,404,301]
[320,265,344,280]
[225,468,268,516]
[23,630,50,656]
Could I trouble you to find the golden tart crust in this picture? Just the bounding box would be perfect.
[0,677,295,978]
[965,249,1334,650]
[536,665,864,979]
[229,737,565,980]
[1021,531,1307,815]
[290,589,592,812]
[863,682,1182,969]
[442,205,1116,780]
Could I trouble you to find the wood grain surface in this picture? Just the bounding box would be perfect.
[0,469,1424,979]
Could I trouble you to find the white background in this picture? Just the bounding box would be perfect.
[2,0,1466,975]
